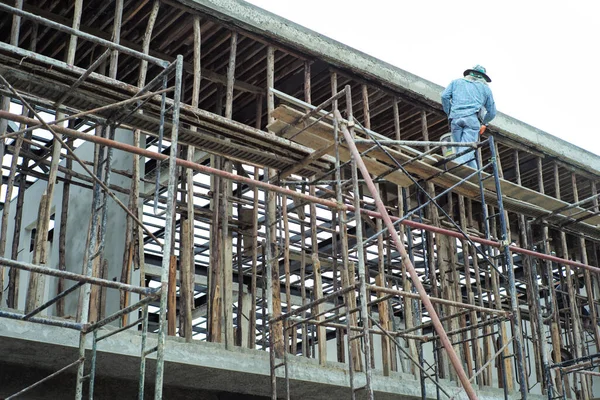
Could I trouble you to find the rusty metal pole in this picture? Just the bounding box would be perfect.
[334,106,478,399]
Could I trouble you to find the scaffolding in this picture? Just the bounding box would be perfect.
[265,86,529,400]
[1,1,600,400]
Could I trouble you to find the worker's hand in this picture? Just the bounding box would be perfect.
[479,125,487,136]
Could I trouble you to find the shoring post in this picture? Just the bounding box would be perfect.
[138,304,150,399]
[336,96,478,400]
[154,54,183,400]
[488,136,528,399]
[525,220,553,400]
[344,86,374,400]
[89,330,98,400]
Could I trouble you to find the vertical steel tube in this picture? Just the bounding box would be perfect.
[488,136,528,399]
[138,305,149,399]
[154,55,183,400]
[89,331,98,400]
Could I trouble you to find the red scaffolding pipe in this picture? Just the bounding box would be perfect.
[2,110,599,276]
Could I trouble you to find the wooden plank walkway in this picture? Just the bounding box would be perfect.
[269,104,600,239]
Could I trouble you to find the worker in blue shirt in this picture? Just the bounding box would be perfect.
[441,65,496,168]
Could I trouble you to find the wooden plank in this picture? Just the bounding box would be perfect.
[269,105,600,236]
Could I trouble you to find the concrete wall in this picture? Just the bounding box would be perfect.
[1,128,139,317]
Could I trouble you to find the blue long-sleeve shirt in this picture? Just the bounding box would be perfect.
[441,78,497,125]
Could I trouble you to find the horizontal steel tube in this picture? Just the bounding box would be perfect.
[353,139,478,148]
[368,285,509,316]
[85,295,158,333]
[0,256,158,295]
[0,309,84,330]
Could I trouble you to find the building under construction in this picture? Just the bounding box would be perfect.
[1,1,599,399]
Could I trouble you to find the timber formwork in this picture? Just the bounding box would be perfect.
[0,1,599,400]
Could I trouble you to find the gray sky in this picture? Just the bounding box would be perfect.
[246,0,600,156]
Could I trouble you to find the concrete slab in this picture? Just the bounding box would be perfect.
[0,317,543,399]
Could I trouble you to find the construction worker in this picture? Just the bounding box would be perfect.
[441,65,496,168]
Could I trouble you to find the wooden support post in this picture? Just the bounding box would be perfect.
[0,8,24,297]
[167,255,177,336]
[535,157,564,394]
[330,71,345,364]
[0,112,27,304]
[299,182,309,357]
[312,252,329,364]
[7,115,33,309]
[458,194,482,385]
[488,206,514,390]
[309,183,327,365]
[121,0,159,324]
[558,171,590,398]
[109,0,124,79]
[180,220,193,340]
[248,102,262,349]
[26,0,84,312]
[57,134,72,317]
[177,14,201,342]
[343,260,362,372]
[220,31,238,350]
[25,193,50,313]
[283,194,294,353]
[514,150,544,389]
[209,95,223,343]
[447,193,472,380]
[1,3,30,306]
[301,61,311,358]
[266,45,284,358]
[421,111,447,379]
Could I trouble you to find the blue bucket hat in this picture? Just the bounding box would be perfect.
[463,65,491,82]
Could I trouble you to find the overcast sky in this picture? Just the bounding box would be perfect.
[246,0,600,156]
